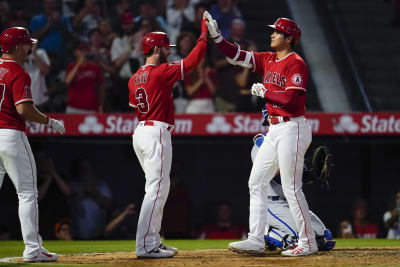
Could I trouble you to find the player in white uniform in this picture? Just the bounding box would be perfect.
[128,17,208,258]
[0,27,65,262]
[251,133,336,252]
[204,12,318,256]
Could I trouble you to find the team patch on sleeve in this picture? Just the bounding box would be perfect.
[291,73,303,85]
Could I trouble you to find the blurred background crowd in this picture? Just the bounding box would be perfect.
[0,0,265,114]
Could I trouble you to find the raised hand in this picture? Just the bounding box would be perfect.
[203,11,222,42]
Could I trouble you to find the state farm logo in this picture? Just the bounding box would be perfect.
[333,115,359,133]
[78,116,104,134]
[206,115,232,133]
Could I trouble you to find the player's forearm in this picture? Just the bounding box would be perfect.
[16,102,49,124]
[216,39,247,61]
[182,40,207,74]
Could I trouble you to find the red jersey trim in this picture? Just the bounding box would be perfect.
[129,103,137,108]
[15,98,34,106]
[286,87,306,92]
[180,60,184,80]
[0,58,17,63]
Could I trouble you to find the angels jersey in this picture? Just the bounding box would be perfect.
[128,61,184,125]
[0,58,33,131]
[253,52,308,117]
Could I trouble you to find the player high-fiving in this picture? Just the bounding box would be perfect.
[129,15,209,259]
[204,11,317,257]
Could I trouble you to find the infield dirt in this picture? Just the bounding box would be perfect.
[11,247,400,266]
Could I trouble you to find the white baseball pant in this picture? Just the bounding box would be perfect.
[247,116,317,251]
[0,129,43,258]
[133,121,172,255]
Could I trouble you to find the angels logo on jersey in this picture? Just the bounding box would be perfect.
[24,85,32,98]
[291,73,303,86]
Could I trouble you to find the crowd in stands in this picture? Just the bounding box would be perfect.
[0,0,264,114]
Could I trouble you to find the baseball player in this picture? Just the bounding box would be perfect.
[128,17,209,258]
[251,133,336,252]
[0,27,65,262]
[204,12,317,256]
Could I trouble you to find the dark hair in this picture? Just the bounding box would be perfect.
[176,31,196,57]
[88,27,103,38]
[144,47,155,57]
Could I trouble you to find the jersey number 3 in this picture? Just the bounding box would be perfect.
[0,84,5,112]
[135,88,150,113]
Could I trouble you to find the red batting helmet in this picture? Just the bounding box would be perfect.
[0,27,37,53]
[268,18,301,45]
[142,32,175,55]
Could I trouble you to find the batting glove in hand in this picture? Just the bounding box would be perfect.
[203,11,222,42]
[251,83,267,98]
[47,117,65,134]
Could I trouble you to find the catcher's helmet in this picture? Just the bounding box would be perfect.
[142,32,175,55]
[0,27,37,53]
[268,18,301,45]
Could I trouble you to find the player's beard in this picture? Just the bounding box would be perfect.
[159,50,169,64]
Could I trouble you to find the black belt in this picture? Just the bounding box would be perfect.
[268,196,286,201]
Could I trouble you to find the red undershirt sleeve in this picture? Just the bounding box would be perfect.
[264,89,304,107]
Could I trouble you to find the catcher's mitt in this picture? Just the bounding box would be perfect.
[311,145,334,190]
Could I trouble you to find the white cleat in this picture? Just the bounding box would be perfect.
[159,243,179,255]
[228,239,264,255]
[281,245,318,257]
[136,247,174,258]
[23,250,58,263]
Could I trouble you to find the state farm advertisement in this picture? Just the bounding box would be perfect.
[26,113,400,137]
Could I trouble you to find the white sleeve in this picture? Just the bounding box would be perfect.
[37,49,50,66]
[110,38,122,62]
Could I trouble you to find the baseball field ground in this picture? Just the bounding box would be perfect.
[1,239,399,266]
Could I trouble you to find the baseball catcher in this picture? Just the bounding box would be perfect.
[251,133,336,252]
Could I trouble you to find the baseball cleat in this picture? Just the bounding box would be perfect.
[136,247,174,258]
[159,243,179,254]
[281,245,318,257]
[23,250,58,263]
[228,240,265,255]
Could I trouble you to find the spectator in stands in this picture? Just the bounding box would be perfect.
[110,0,135,31]
[73,0,103,42]
[383,189,400,239]
[98,18,118,49]
[87,28,116,112]
[55,219,73,240]
[104,204,137,239]
[23,42,51,112]
[181,2,209,38]
[166,0,196,43]
[185,56,217,113]
[69,158,112,240]
[0,0,10,32]
[110,12,143,112]
[213,19,262,112]
[30,0,74,68]
[8,10,28,28]
[339,197,379,239]
[198,202,247,239]
[65,42,105,113]
[209,0,243,39]
[337,220,355,238]
[134,0,168,33]
[36,152,71,239]
[62,0,79,20]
